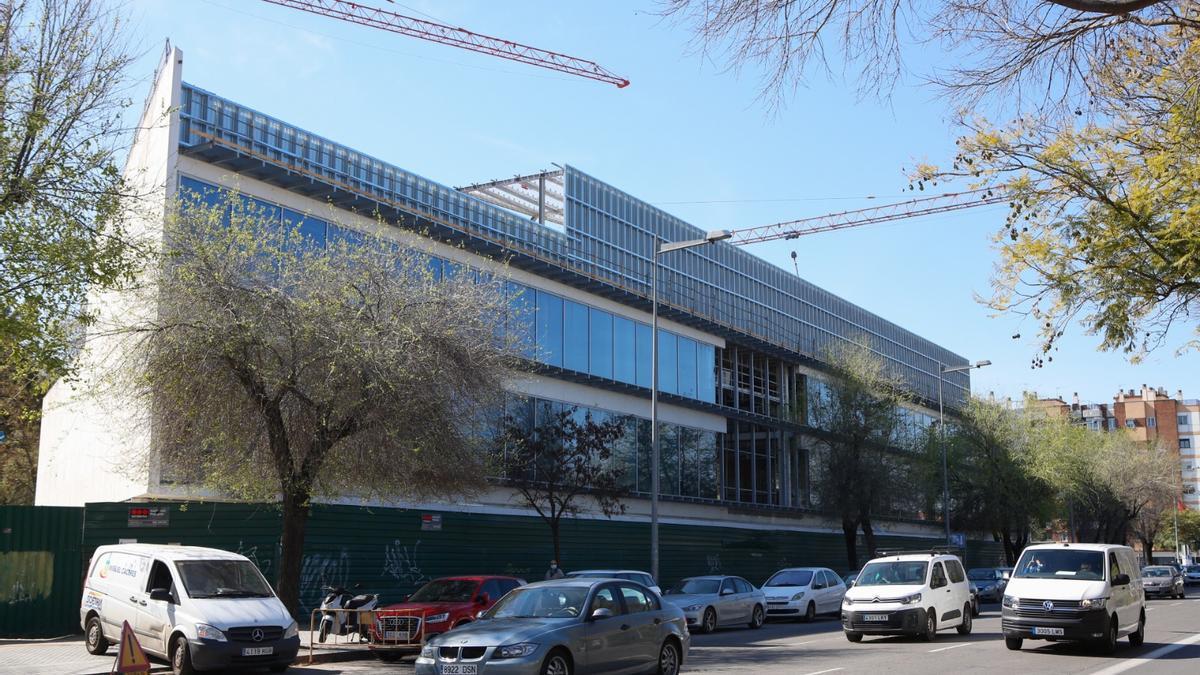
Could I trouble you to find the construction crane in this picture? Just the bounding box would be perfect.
[727,188,1008,246]
[260,0,630,88]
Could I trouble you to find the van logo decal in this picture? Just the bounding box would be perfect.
[1043,601,1054,611]
[252,628,264,642]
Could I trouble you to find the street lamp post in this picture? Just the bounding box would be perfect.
[651,230,731,582]
[937,359,991,546]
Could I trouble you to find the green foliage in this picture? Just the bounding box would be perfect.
[498,408,627,564]
[1155,507,1200,552]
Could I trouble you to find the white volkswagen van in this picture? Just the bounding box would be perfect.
[840,551,973,642]
[80,544,299,674]
[1001,543,1145,654]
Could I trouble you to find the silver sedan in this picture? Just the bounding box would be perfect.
[661,575,767,634]
[414,578,688,675]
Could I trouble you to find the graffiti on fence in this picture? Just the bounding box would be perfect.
[706,553,722,574]
[382,539,428,586]
[300,548,351,607]
[235,541,272,574]
[0,551,53,604]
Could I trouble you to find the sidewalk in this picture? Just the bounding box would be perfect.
[0,632,376,675]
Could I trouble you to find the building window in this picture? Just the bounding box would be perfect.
[1108,419,1117,431]
[1148,416,1157,428]
[1182,438,1192,450]
[1126,419,1136,429]
[1180,415,1189,427]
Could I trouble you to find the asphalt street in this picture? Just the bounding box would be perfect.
[3,593,1197,674]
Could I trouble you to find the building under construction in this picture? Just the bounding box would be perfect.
[36,48,980,567]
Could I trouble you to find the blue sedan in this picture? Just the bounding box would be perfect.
[414,578,689,675]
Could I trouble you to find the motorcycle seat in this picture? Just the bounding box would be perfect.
[345,595,374,609]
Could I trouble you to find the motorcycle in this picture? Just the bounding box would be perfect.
[318,585,380,643]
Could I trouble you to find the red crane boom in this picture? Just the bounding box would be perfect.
[260,0,630,88]
[728,189,1007,245]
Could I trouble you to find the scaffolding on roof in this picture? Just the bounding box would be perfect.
[457,169,566,227]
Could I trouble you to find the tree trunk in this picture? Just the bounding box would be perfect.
[550,518,562,566]
[277,489,310,620]
[842,517,859,569]
[1139,536,1154,565]
[860,517,877,560]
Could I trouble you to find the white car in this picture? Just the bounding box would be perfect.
[840,551,973,642]
[762,567,846,621]
[1001,543,1145,654]
[565,569,661,595]
[80,544,298,674]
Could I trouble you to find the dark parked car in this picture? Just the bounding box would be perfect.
[414,578,689,675]
[1141,566,1185,599]
[967,567,1011,603]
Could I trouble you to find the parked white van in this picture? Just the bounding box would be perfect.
[1001,543,1145,654]
[80,544,299,674]
[840,551,974,642]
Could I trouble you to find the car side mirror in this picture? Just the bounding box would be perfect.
[588,608,613,621]
[403,594,411,602]
[720,588,734,596]
[476,593,489,605]
[475,610,488,620]
[1113,573,1131,586]
[149,588,172,602]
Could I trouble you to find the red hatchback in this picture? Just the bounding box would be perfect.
[370,576,524,655]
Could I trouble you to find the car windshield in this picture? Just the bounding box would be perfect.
[1142,568,1171,577]
[668,579,721,595]
[855,561,928,586]
[408,579,478,603]
[1187,565,1200,573]
[1013,550,1104,580]
[967,568,997,581]
[176,560,273,599]
[765,570,814,587]
[487,586,589,619]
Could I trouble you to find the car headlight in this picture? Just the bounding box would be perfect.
[494,642,538,659]
[842,596,852,606]
[1002,595,1018,608]
[426,612,450,624]
[420,644,435,658]
[195,623,226,641]
[899,593,922,605]
[791,592,806,601]
[683,604,703,612]
[1080,597,1107,610]
[284,621,298,639]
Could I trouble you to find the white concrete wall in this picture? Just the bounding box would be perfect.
[35,47,184,506]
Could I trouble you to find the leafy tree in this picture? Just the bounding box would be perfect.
[1155,507,1200,552]
[808,341,910,569]
[498,406,627,565]
[0,340,49,503]
[118,191,520,616]
[1,0,142,377]
[925,397,1052,564]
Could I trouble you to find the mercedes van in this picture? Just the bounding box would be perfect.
[80,544,299,674]
[1001,543,1145,654]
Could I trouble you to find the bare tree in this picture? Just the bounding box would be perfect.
[498,406,627,566]
[120,190,522,616]
[807,340,911,569]
[660,1,1192,109]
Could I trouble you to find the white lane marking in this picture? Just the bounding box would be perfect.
[801,669,844,675]
[1089,632,1200,675]
[929,643,971,653]
[1169,602,1182,606]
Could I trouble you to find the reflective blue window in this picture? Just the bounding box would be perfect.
[678,337,697,399]
[444,260,463,279]
[659,424,680,496]
[613,316,636,384]
[426,256,443,281]
[658,332,677,395]
[589,309,613,379]
[328,224,367,248]
[507,282,534,358]
[697,343,716,404]
[563,300,589,372]
[282,208,327,249]
[635,323,652,388]
[535,291,563,368]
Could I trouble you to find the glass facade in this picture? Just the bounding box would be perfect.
[177,83,972,407]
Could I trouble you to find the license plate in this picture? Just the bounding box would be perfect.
[439,666,477,675]
[1033,627,1065,636]
[863,613,889,622]
[241,646,274,656]
[384,631,411,640]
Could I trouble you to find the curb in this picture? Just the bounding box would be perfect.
[305,647,391,666]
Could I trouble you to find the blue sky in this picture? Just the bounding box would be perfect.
[127,0,1199,404]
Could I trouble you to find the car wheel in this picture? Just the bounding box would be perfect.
[657,639,680,675]
[700,607,717,634]
[748,605,765,629]
[1129,611,1145,647]
[85,617,109,655]
[540,648,572,675]
[845,631,863,643]
[972,600,980,618]
[957,605,973,635]
[1005,637,1023,651]
[920,611,936,642]
[171,635,196,675]
[1096,618,1118,655]
[803,602,816,623]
